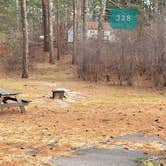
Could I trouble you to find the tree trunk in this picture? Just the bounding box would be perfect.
[81,0,88,77]
[82,0,88,40]
[42,0,49,51]
[21,0,29,78]
[96,0,106,63]
[48,0,55,64]
[16,0,20,31]
[72,0,77,64]
[57,0,61,60]
[98,0,106,40]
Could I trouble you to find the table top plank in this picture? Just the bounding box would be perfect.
[0,88,20,96]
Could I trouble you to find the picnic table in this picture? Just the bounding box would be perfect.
[0,88,30,113]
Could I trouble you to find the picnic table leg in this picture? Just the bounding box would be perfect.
[0,97,3,110]
[16,97,26,114]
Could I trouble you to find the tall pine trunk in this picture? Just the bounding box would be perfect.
[96,0,106,63]
[98,0,106,41]
[48,0,55,64]
[57,0,61,60]
[42,0,49,51]
[81,0,88,77]
[21,0,29,78]
[72,0,77,64]
[82,0,88,40]
[16,0,20,31]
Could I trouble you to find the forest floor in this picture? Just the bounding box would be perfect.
[0,49,166,165]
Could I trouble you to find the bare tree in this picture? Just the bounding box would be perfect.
[20,0,29,78]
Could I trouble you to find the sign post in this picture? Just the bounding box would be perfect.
[109,8,138,30]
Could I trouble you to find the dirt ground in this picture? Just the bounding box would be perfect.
[0,59,166,165]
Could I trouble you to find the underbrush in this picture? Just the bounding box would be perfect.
[141,161,162,166]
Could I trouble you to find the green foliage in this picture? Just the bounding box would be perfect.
[0,0,164,33]
[0,0,17,32]
[0,0,165,40]
[141,160,162,166]
[0,32,6,41]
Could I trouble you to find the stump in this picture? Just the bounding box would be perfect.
[52,90,65,99]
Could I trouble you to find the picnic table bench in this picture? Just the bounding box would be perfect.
[0,88,31,113]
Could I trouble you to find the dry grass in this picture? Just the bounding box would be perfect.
[0,58,165,165]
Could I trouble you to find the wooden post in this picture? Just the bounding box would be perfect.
[52,90,65,99]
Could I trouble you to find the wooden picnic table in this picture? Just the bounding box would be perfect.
[0,88,30,113]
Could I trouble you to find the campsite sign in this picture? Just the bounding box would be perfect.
[109,8,138,30]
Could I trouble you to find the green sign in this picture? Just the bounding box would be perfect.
[109,8,138,30]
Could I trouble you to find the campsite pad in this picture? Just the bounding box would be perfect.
[48,146,162,166]
[113,132,166,143]
[110,132,166,151]
[43,133,166,166]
